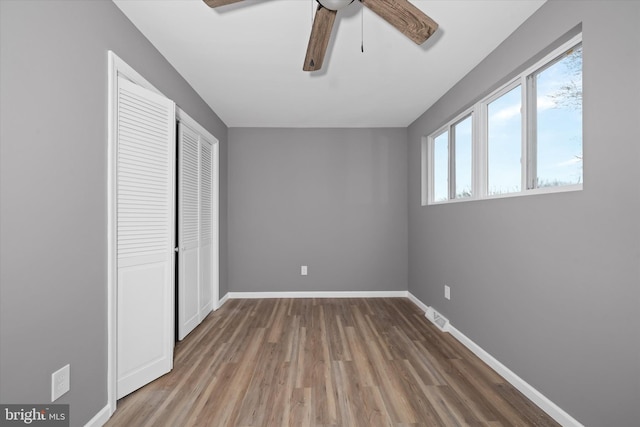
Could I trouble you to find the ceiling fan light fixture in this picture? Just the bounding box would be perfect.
[317,0,355,11]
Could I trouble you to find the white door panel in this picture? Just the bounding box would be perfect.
[199,243,213,318]
[199,139,213,318]
[116,77,174,399]
[117,259,169,395]
[177,118,218,339]
[177,123,200,340]
[179,245,200,340]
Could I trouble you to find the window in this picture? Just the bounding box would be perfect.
[454,116,473,198]
[433,130,449,202]
[426,113,473,203]
[424,34,582,205]
[487,85,522,195]
[530,45,583,189]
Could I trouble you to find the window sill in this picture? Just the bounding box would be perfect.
[425,183,583,206]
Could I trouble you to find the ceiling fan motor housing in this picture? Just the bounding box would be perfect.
[317,0,355,11]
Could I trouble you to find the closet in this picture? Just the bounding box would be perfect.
[109,51,219,402]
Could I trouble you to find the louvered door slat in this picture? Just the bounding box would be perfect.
[181,127,199,245]
[199,138,214,319]
[117,91,171,259]
[200,141,212,242]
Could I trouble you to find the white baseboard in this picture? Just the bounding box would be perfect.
[84,403,111,427]
[407,292,429,312]
[447,325,583,427]
[215,292,229,309]
[407,293,583,427]
[227,290,409,299]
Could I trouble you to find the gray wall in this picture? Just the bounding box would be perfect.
[0,1,228,425]
[408,1,640,426]
[228,128,408,293]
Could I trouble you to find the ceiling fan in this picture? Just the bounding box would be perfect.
[203,0,438,71]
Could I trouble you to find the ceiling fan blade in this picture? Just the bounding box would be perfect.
[203,0,244,8]
[359,0,438,45]
[303,5,337,71]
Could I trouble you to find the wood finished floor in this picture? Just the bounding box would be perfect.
[106,298,559,427]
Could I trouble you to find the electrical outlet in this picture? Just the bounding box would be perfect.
[444,285,451,300]
[51,364,70,402]
[301,265,308,276]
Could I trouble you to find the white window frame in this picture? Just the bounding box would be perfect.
[423,108,475,204]
[423,33,583,206]
[482,80,524,197]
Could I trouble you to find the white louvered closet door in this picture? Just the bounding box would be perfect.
[177,123,200,340]
[199,138,214,318]
[177,121,217,340]
[116,77,175,399]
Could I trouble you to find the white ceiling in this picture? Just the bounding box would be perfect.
[113,0,546,128]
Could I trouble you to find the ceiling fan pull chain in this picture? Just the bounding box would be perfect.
[361,4,364,53]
